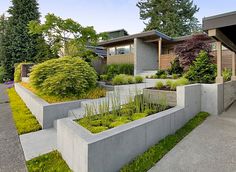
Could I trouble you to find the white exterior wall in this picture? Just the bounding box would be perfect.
[134,38,158,75]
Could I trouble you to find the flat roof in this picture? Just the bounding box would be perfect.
[203,11,236,52]
[98,30,173,47]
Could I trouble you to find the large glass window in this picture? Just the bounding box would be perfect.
[108,44,134,56]
[116,45,130,55]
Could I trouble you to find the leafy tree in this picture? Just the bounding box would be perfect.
[28,14,107,59]
[185,51,216,83]
[175,34,213,70]
[0,14,7,79]
[1,0,45,80]
[137,0,200,37]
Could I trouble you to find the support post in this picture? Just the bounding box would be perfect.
[158,38,162,69]
[231,52,236,81]
[216,41,224,83]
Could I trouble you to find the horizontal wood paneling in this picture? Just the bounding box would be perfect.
[160,54,176,70]
[107,53,134,64]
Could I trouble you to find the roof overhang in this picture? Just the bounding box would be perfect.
[98,30,173,47]
[203,11,236,52]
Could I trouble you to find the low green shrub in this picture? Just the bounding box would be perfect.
[127,75,135,84]
[120,112,209,172]
[156,69,166,78]
[106,64,134,79]
[112,74,143,85]
[167,58,183,75]
[112,74,129,85]
[185,51,216,83]
[100,74,109,81]
[155,81,164,89]
[222,68,232,82]
[27,151,71,172]
[135,76,144,83]
[172,74,178,79]
[30,56,97,98]
[160,74,167,79]
[166,80,173,88]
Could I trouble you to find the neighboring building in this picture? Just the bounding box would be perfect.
[98,30,233,75]
[106,29,129,40]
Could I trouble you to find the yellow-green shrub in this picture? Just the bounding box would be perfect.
[30,56,97,98]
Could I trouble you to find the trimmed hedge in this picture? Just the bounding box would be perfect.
[106,64,134,79]
[30,56,97,98]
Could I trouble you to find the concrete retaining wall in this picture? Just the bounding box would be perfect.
[143,88,177,106]
[15,83,82,129]
[57,84,202,172]
[224,81,236,109]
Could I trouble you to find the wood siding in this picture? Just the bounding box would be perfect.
[107,53,134,65]
[159,50,234,70]
[160,54,176,70]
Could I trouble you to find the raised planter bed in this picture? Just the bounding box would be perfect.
[143,88,177,107]
[57,84,203,172]
[15,83,82,129]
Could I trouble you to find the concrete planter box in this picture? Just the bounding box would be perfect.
[143,88,177,106]
[57,84,203,172]
[15,83,82,129]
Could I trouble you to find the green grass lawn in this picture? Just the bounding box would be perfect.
[27,151,72,172]
[7,88,42,135]
[120,112,209,172]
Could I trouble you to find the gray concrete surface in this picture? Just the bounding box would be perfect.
[0,84,27,172]
[149,102,236,172]
[20,128,57,161]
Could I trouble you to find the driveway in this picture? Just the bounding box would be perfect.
[149,102,236,172]
[0,84,27,172]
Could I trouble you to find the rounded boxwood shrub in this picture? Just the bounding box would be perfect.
[29,56,97,98]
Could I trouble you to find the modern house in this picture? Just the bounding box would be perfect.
[98,29,234,76]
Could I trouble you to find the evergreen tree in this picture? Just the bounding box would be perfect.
[137,0,200,37]
[0,15,7,66]
[2,0,44,80]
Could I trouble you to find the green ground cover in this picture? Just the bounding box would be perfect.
[76,95,169,134]
[120,112,209,172]
[27,151,71,172]
[7,88,42,135]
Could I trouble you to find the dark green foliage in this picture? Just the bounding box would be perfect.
[167,58,183,75]
[120,112,209,172]
[156,69,166,78]
[106,64,134,79]
[185,51,216,83]
[137,0,200,37]
[29,56,98,98]
[0,66,6,83]
[27,151,71,172]
[1,0,43,80]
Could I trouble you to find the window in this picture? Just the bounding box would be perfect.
[108,44,134,56]
[108,47,116,56]
[116,45,130,55]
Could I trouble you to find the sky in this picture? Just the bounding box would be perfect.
[0,0,236,34]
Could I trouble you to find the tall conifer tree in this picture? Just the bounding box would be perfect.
[137,0,200,37]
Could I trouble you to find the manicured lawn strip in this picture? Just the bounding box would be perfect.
[20,82,106,103]
[7,88,42,135]
[120,112,209,172]
[27,151,72,172]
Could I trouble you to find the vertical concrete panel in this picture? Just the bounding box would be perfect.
[134,38,158,75]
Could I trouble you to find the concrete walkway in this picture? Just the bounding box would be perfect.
[20,128,57,160]
[149,102,236,172]
[0,84,27,172]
